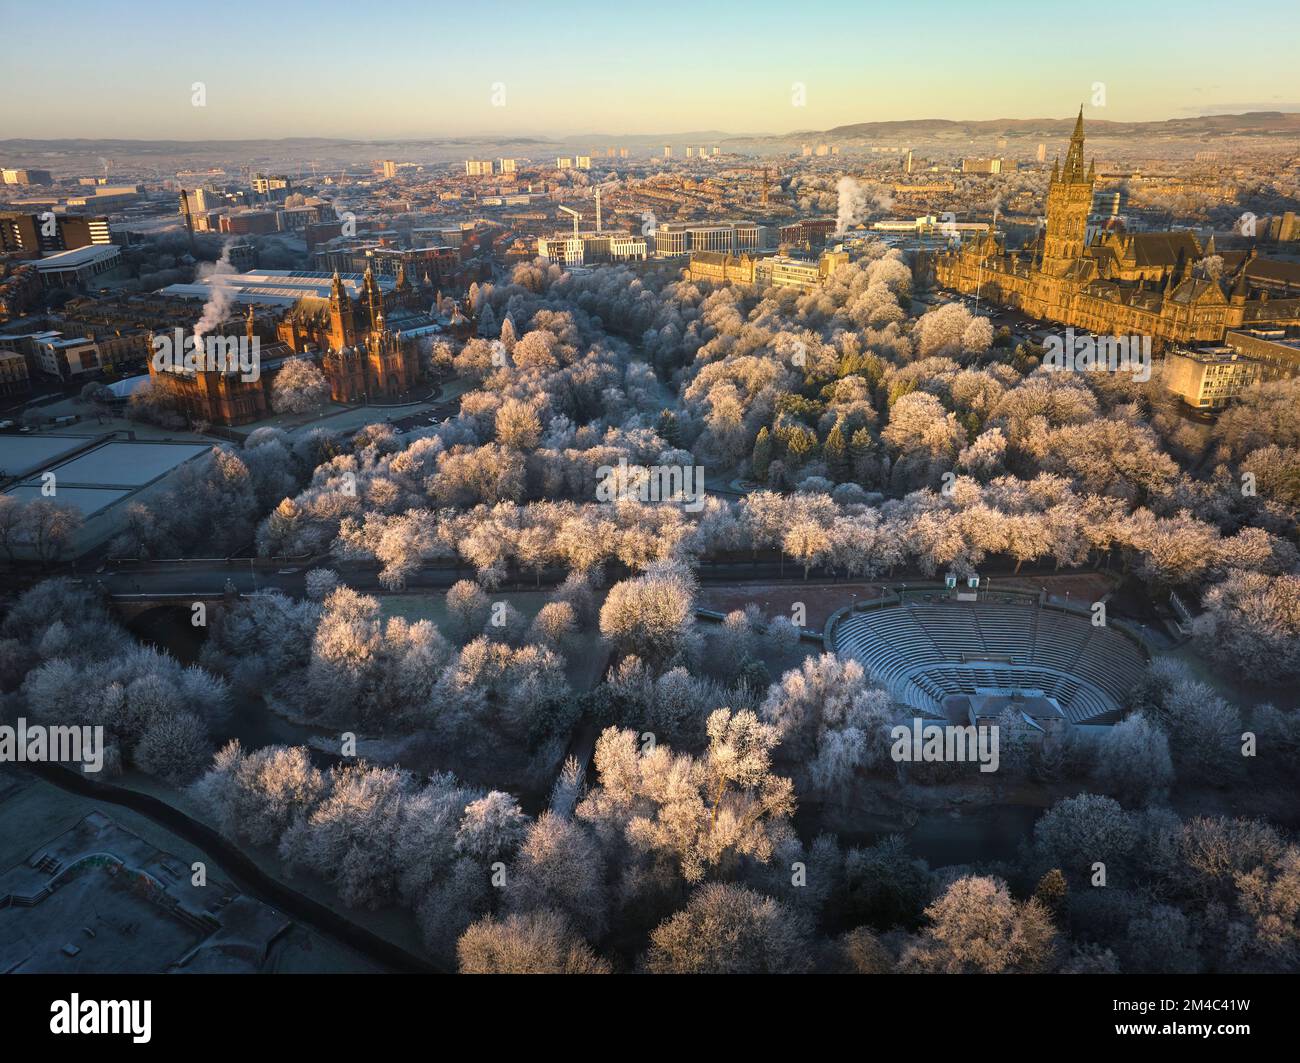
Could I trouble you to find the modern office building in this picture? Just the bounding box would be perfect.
[32,245,122,288]
[683,248,847,291]
[962,157,1011,174]
[651,221,771,258]
[34,334,102,379]
[1224,329,1300,380]
[0,348,31,396]
[250,173,293,196]
[0,212,111,255]
[1163,346,1261,410]
[2,168,53,186]
[537,231,648,266]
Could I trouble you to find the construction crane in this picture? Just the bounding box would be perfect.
[558,205,581,238]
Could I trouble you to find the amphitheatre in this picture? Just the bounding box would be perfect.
[831,588,1149,726]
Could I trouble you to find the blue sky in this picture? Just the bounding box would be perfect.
[5,0,1299,139]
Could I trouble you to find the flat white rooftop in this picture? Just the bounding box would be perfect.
[4,483,132,518]
[5,440,211,518]
[0,435,92,479]
[35,245,121,270]
[46,440,211,488]
[157,269,395,307]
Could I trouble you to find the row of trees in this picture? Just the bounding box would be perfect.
[3,581,226,783]
[188,724,1297,973]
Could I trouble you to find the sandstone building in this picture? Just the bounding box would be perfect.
[930,110,1300,347]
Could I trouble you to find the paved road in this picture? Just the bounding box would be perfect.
[94,555,1106,601]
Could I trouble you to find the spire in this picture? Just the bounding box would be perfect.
[1231,264,1250,301]
[1063,106,1086,180]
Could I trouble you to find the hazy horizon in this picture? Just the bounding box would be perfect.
[4,108,1300,147]
[6,0,1299,140]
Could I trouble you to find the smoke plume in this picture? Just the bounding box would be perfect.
[192,240,238,347]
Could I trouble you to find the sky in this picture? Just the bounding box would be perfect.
[4,0,1299,140]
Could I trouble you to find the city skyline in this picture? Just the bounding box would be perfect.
[6,0,1300,140]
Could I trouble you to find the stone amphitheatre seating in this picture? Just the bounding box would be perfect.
[833,600,1147,724]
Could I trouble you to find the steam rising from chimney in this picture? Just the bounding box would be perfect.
[836,176,893,235]
[192,240,238,348]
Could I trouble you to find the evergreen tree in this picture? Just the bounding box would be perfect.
[824,419,850,482]
[499,315,518,352]
[657,409,682,449]
[751,426,773,482]
[849,427,876,485]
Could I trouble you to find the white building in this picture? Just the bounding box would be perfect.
[537,232,648,266]
[33,244,122,288]
[651,220,769,258]
[35,334,101,379]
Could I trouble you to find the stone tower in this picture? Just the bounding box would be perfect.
[362,266,384,331]
[327,270,356,350]
[1041,107,1095,275]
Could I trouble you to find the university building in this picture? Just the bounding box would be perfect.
[146,309,284,426]
[929,110,1300,347]
[277,268,421,402]
[1163,347,1261,411]
[682,247,849,292]
[149,267,426,424]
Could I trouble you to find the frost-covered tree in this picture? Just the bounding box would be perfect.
[304,567,340,600]
[644,883,813,973]
[760,654,894,795]
[454,791,529,861]
[445,580,491,643]
[1091,712,1174,803]
[900,875,1057,974]
[458,910,610,974]
[504,811,608,938]
[599,565,696,670]
[271,356,331,414]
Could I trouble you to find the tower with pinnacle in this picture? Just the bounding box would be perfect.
[1041,107,1095,274]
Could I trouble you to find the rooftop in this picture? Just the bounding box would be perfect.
[157,269,394,307]
[33,245,120,270]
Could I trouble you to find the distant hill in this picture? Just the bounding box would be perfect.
[798,112,1300,141]
[2,113,1296,162]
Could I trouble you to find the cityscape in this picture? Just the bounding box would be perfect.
[1,0,1298,1030]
